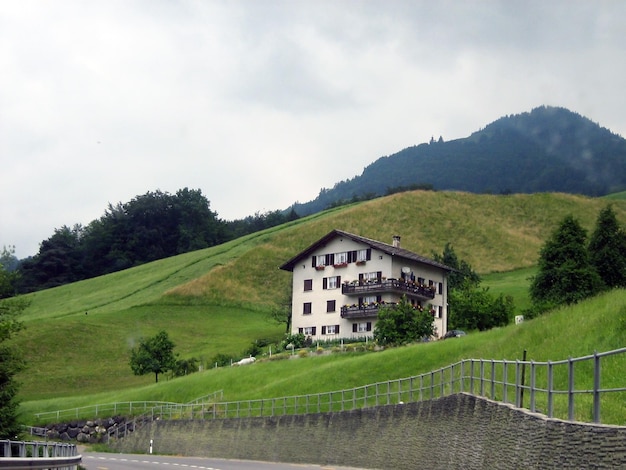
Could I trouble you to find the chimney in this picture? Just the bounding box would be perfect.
[392,235,401,248]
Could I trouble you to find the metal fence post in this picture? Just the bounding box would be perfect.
[515,360,521,407]
[503,362,508,404]
[568,357,575,421]
[480,360,485,396]
[440,369,445,397]
[593,351,601,423]
[460,361,464,393]
[530,361,536,412]
[547,361,554,418]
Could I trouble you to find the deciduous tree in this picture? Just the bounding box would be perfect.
[374,296,434,345]
[129,331,176,383]
[0,293,27,438]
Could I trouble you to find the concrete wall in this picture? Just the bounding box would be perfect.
[112,393,626,469]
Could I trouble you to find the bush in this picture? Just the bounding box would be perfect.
[210,353,233,368]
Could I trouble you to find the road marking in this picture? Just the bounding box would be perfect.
[85,455,220,469]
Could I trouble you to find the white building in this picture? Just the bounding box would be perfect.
[279,230,453,340]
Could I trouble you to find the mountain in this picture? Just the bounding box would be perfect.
[291,106,626,216]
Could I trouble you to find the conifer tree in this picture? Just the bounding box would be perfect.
[588,205,626,288]
[529,215,603,309]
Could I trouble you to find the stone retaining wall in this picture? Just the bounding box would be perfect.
[44,416,132,443]
[111,393,626,469]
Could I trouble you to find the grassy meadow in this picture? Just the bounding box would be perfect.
[7,191,626,425]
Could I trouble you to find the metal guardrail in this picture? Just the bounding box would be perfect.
[0,439,81,469]
[40,348,626,443]
[34,390,224,423]
[128,348,626,426]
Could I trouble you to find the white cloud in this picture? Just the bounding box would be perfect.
[1,0,626,259]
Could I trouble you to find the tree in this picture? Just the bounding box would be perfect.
[433,243,480,289]
[588,205,626,288]
[0,246,20,299]
[0,294,27,438]
[129,331,176,383]
[434,244,513,331]
[448,282,513,331]
[374,296,434,346]
[529,215,604,309]
[268,285,292,333]
[170,356,200,378]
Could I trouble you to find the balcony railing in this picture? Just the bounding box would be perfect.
[342,279,435,300]
[340,305,380,319]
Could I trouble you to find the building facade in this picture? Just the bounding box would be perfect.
[279,230,453,341]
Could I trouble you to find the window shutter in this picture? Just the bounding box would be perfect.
[358,296,363,306]
[322,326,326,335]
[366,248,372,260]
[352,323,358,333]
[336,325,340,334]
[438,282,443,295]
[377,295,382,303]
[323,278,328,289]
[366,322,372,331]
[312,327,317,335]
[359,273,364,284]
[377,271,382,282]
[298,328,303,334]
[337,275,341,285]
[312,256,316,268]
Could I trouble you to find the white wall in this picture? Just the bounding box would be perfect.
[290,235,448,340]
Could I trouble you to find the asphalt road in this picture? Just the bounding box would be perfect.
[81,452,370,470]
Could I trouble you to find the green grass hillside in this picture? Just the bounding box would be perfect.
[8,191,626,418]
[20,289,626,425]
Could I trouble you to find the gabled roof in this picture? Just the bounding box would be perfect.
[279,229,454,272]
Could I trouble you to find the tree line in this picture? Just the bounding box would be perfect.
[3,188,298,294]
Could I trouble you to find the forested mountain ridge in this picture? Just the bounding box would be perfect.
[291,106,626,216]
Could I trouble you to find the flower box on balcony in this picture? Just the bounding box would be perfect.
[315,265,326,271]
[356,260,366,266]
[333,262,348,268]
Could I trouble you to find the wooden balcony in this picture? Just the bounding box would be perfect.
[340,305,380,319]
[341,279,435,300]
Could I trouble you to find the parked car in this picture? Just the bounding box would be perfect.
[443,329,466,339]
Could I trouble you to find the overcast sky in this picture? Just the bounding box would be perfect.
[2,1,626,259]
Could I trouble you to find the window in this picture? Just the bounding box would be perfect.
[323,276,340,289]
[357,249,369,261]
[438,282,443,295]
[304,279,313,291]
[304,326,316,336]
[362,296,377,305]
[316,255,326,266]
[335,251,348,264]
[322,325,339,335]
[326,300,336,312]
[353,322,372,333]
[303,302,312,315]
[418,277,425,285]
[364,271,380,282]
